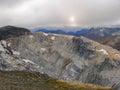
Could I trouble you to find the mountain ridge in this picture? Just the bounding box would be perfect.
[0,26,120,89]
[100,35,120,51]
[0,25,30,40]
[32,27,120,42]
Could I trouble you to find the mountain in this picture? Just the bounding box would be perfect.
[33,27,120,41]
[83,27,120,41]
[0,26,30,40]
[100,35,120,51]
[0,26,120,89]
[33,28,90,36]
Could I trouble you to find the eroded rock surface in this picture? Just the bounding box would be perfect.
[0,26,120,89]
[0,32,119,88]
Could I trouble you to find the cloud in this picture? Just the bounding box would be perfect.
[0,0,27,8]
[0,0,120,28]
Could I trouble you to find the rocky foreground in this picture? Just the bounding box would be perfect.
[0,26,120,89]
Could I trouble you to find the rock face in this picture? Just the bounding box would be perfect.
[0,26,30,40]
[0,26,120,89]
[0,32,120,88]
[0,40,41,71]
[100,35,120,51]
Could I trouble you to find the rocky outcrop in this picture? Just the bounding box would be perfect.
[0,30,120,89]
[0,40,40,71]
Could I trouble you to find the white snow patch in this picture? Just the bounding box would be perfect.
[29,35,34,39]
[97,49,108,55]
[12,50,20,56]
[8,43,11,47]
[23,59,35,64]
[53,34,58,36]
[43,33,48,36]
[51,36,55,40]
[40,48,46,52]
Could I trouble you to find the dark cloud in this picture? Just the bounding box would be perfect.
[0,0,120,28]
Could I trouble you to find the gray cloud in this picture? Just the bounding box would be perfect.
[0,0,120,28]
[0,0,27,8]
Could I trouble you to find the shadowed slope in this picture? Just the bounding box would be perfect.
[100,35,120,51]
[0,26,30,40]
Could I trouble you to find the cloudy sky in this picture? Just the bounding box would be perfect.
[0,0,120,28]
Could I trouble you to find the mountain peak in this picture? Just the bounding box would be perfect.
[0,26,30,40]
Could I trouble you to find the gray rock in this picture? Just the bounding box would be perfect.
[0,32,120,88]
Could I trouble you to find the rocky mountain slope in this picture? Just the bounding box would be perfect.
[0,26,120,89]
[82,27,120,41]
[100,35,120,51]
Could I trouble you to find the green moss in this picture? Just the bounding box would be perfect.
[0,71,113,90]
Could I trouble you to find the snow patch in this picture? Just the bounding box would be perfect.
[12,50,20,56]
[97,49,108,55]
[43,33,48,36]
[29,35,34,39]
[8,43,11,47]
[23,59,35,64]
[40,48,46,52]
[53,34,58,36]
[51,36,55,40]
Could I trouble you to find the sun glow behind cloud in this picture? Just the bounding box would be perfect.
[69,16,77,26]
[0,0,120,28]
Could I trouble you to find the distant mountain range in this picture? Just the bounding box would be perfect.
[83,27,120,41]
[32,28,90,36]
[32,27,120,41]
